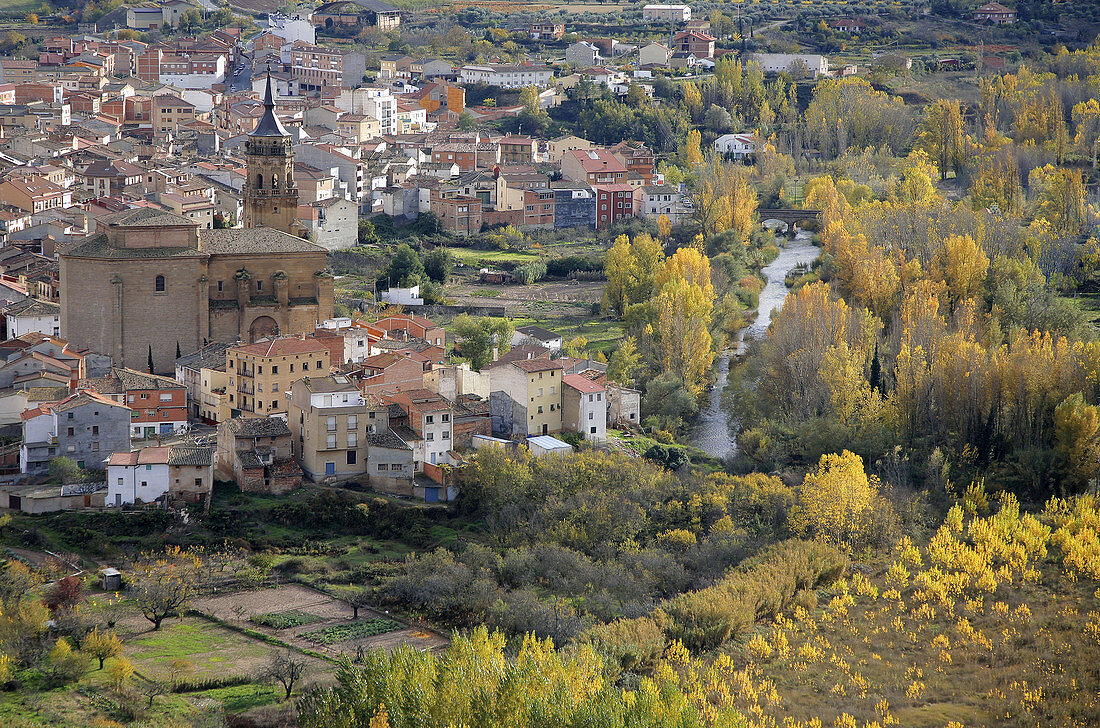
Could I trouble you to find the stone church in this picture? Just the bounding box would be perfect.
[60,78,333,374]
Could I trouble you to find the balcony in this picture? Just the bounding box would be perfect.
[237,382,255,396]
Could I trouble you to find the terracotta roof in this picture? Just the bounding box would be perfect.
[168,446,213,466]
[231,337,329,358]
[562,373,605,393]
[82,367,182,393]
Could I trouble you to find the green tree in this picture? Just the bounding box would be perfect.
[457,110,476,131]
[423,247,454,283]
[48,457,81,483]
[358,218,380,245]
[919,99,965,180]
[384,243,424,287]
[452,315,515,371]
[178,8,201,33]
[606,335,641,386]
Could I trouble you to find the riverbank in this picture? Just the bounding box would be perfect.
[690,231,820,458]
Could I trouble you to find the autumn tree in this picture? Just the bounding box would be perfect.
[919,99,965,180]
[789,450,886,547]
[607,335,641,386]
[451,315,515,371]
[650,278,714,397]
[43,576,84,613]
[602,233,664,315]
[934,234,989,306]
[681,128,704,169]
[1054,393,1100,494]
[82,628,122,670]
[1072,98,1100,167]
[1030,165,1086,236]
[130,547,202,630]
[694,155,757,240]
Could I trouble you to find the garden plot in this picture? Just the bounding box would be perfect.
[191,583,449,656]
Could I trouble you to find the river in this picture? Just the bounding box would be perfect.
[689,230,820,458]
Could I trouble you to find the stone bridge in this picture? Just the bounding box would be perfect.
[759,208,822,226]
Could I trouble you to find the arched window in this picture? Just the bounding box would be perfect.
[255,173,263,189]
[155,275,166,293]
[272,173,279,189]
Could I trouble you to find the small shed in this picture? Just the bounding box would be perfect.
[527,435,573,457]
[472,434,512,450]
[99,567,122,591]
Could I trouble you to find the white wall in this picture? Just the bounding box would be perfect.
[9,313,60,339]
[106,463,169,506]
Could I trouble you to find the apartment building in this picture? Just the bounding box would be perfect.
[226,337,331,417]
[82,367,188,439]
[489,357,564,437]
[288,374,368,479]
[389,388,454,469]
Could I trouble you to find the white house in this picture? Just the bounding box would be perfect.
[380,285,424,306]
[4,298,59,338]
[714,133,758,159]
[266,12,316,45]
[512,325,563,353]
[562,374,606,442]
[106,447,170,506]
[459,64,554,88]
[298,197,358,251]
[636,185,689,223]
[643,4,691,22]
[749,53,829,79]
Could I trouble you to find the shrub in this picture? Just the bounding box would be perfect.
[582,616,667,675]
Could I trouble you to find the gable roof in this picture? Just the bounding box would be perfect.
[231,337,329,358]
[226,416,292,438]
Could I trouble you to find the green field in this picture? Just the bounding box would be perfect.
[126,617,277,679]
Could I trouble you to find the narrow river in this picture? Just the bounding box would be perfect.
[690,230,820,458]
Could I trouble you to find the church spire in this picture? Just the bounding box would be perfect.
[252,74,289,137]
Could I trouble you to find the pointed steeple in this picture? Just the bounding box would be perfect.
[252,74,289,137]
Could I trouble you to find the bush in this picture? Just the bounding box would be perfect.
[172,674,252,693]
[581,616,666,674]
[661,539,846,652]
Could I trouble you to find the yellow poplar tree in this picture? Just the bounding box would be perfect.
[935,234,989,305]
[682,129,704,169]
[1054,393,1100,494]
[790,450,881,547]
[653,278,714,396]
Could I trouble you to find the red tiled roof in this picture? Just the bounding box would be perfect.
[231,337,329,358]
[563,373,606,393]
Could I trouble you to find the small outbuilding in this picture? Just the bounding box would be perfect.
[527,435,573,457]
[98,567,122,591]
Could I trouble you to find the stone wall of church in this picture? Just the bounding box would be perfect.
[60,254,206,374]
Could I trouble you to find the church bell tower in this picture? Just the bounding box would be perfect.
[243,76,299,235]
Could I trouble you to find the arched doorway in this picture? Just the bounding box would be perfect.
[248,316,279,343]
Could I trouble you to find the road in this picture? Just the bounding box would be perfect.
[226,54,252,93]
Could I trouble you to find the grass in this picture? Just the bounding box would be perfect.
[446,246,543,266]
[192,682,282,713]
[300,619,402,645]
[126,617,274,679]
[251,610,324,630]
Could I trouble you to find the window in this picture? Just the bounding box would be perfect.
[589,412,594,420]
[590,426,597,434]
[441,414,450,423]
[442,431,449,440]
[272,365,278,374]
[588,394,593,402]
[271,401,277,409]
[316,361,323,369]
[537,388,543,397]
[426,432,434,441]
[377,463,389,471]
[141,393,147,399]
[217,280,223,292]
[92,426,98,435]
[290,363,294,372]
[426,415,434,424]
[256,281,263,292]
[91,442,99,451]
[272,383,279,392]
[537,406,543,414]
[68,412,74,419]
[257,366,263,375]
[326,416,337,431]
[326,434,337,448]
[550,404,556,411]
[347,415,357,430]
[66,427,74,436]
[195,477,203,488]
[145,464,152,471]
[346,450,357,465]
[550,386,555,394]
[155,274,165,292]
[160,393,172,401]
[347,433,357,448]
